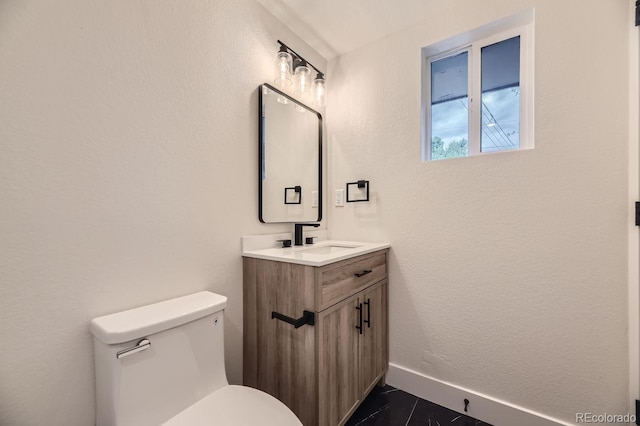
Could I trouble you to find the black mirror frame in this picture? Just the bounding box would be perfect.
[258,83,323,223]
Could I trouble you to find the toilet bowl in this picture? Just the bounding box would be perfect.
[90,291,302,426]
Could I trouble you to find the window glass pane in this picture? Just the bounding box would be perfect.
[481,36,520,152]
[430,51,468,160]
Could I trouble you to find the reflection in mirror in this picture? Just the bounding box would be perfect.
[259,83,322,223]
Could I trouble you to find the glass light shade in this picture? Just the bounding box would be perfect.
[311,77,326,107]
[293,64,311,98]
[274,51,293,88]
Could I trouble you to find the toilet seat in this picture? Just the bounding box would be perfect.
[162,385,303,426]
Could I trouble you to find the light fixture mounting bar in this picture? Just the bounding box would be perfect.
[277,40,325,77]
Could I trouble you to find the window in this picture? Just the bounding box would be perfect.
[422,19,533,161]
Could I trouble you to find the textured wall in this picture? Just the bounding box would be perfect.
[0,0,324,424]
[327,0,630,423]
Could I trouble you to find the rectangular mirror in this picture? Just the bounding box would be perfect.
[259,83,322,223]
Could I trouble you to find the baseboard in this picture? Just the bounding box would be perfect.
[386,363,573,426]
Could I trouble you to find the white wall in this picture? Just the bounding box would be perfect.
[0,0,325,424]
[327,0,630,423]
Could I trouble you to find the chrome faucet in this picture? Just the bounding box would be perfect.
[294,223,320,246]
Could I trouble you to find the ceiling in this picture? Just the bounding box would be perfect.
[256,0,437,60]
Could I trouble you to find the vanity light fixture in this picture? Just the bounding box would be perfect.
[275,40,326,108]
[274,44,293,89]
[293,58,311,98]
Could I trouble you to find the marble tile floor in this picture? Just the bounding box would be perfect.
[345,385,492,426]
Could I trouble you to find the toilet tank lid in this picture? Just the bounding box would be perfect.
[90,291,227,345]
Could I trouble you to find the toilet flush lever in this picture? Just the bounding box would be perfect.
[116,339,151,359]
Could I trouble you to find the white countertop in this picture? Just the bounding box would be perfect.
[242,239,390,267]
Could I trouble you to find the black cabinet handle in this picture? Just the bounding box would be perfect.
[355,269,372,278]
[364,298,371,328]
[271,310,315,328]
[355,303,363,334]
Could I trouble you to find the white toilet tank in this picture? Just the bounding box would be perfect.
[90,291,229,426]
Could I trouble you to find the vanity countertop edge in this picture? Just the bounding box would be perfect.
[241,240,390,267]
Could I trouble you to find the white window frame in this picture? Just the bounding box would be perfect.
[421,17,534,161]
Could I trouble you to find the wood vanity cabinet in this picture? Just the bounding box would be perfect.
[243,249,389,426]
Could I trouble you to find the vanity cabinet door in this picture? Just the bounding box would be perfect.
[360,280,388,396]
[317,296,360,426]
[243,257,317,425]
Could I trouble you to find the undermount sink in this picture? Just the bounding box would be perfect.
[300,244,360,255]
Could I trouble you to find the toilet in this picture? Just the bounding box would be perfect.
[90,291,302,426]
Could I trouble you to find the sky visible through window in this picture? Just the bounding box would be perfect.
[431,98,468,145]
[431,88,519,156]
[481,87,520,152]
